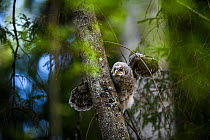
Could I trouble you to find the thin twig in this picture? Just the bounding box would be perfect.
[143,19,165,41]
[85,114,96,140]
[10,11,47,92]
[96,6,127,63]
[125,110,142,140]
[104,41,134,53]
[177,0,210,23]
[12,0,19,57]
[125,119,142,140]
[145,0,153,18]
[16,74,28,95]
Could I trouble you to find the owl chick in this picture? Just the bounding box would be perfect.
[69,53,160,112]
[111,62,136,112]
[69,62,136,113]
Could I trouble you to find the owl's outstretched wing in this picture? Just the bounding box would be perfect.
[128,53,160,79]
[69,81,93,111]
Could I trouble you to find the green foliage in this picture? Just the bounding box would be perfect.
[125,0,210,139]
[1,0,210,139]
[0,40,13,68]
[0,25,8,43]
[162,0,210,139]
[128,71,173,139]
[0,0,10,13]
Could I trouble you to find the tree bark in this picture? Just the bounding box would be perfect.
[72,2,130,140]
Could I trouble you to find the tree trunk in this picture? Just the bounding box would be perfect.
[72,2,130,140]
[47,0,62,138]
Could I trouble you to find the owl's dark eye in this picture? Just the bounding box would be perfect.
[118,68,123,72]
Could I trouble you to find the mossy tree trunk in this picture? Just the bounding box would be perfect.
[72,2,130,140]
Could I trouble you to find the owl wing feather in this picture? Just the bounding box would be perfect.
[128,53,160,79]
[69,81,93,111]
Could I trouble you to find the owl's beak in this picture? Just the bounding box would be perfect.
[113,71,124,76]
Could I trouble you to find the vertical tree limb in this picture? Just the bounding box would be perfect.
[47,0,62,138]
[12,0,19,100]
[11,0,19,137]
[72,2,130,140]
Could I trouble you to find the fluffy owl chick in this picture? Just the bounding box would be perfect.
[111,62,136,112]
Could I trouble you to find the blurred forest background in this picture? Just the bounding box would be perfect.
[0,0,210,139]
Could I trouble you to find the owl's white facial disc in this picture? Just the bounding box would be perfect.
[112,65,125,77]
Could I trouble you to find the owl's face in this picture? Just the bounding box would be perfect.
[112,64,126,77]
[111,62,131,79]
